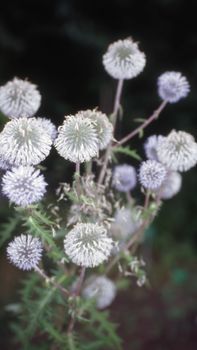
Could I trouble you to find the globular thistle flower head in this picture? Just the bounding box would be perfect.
[111,207,142,240]
[77,109,113,150]
[55,115,99,163]
[157,171,182,200]
[2,166,47,207]
[0,77,41,118]
[64,223,113,268]
[103,38,146,80]
[144,135,165,161]
[0,117,52,166]
[0,153,12,171]
[82,275,116,309]
[7,234,43,270]
[156,130,197,172]
[37,117,57,142]
[139,160,167,190]
[112,164,137,192]
[157,72,190,103]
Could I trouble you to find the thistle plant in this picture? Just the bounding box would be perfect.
[0,37,196,350]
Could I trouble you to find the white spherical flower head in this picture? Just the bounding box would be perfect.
[157,130,197,172]
[64,223,113,268]
[2,166,47,207]
[0,77,41,118]
[0,153,12,171]
[144,135,165,161]
[0,117,52,166]
[77,109,113,150]
[112,164,137,192]
[82,275,116,309]
[111,207,142,240]
[139,160,167,190]
[37,117,57,142]
[158,171,182,200]
[55,115,99,163]
[158,72,190,103]
[7,234,43,270]
[103,38,146,80]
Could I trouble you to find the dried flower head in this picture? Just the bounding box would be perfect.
[139,160,167,190]
[0,77,41,118]
[7,234,43,270]
[103,38,146,80]
[82,275,116,309]
[144,135,164,161]
[64,223,113,267]
[158,171,182,199]
[157,130,197,172]
[157,72,190,103]
[77,109,113,150]
[37,117,57,142]
[112,164,137,192]
[111,207,142,240]
[0,117,52,166]
[55,115,99,163]
[2,166,47,207]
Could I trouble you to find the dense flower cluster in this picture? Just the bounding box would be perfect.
[64,223,113,267]
[7,234,43,270]
[157,72,190,103]
[55,115,99,163]
[144,135,164,161]
[111,207,142,240]
[82,275,116,309]
[0,117,52,166]
[158,171,182,199]
[139,160,167,190]
[157,130,197,172]
[103,38,146,80]
[0,77,41,118]
[112,164,137,192]
[2,166,47,207]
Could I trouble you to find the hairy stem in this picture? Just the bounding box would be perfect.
[35,266,69,296]
[98,79,124,185]
[113,100,167,147]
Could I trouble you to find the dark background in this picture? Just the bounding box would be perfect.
[0,1,197,349]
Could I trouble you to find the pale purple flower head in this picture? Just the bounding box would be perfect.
[2,166,47,207]
[112,164,137,192]
[139,160,167,190]
[144,135,164,161]
[157,72,190,103]
[158,171,182,200]
[7,234,43,270]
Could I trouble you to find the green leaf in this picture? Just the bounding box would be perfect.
[113,146,142,161]
[0,215,20,247]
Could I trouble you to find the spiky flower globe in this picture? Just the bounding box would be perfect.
[158,171,182,200]
[37,117,57,142]
[82,275,116,309]
[0,153,12,171]
[144,135,164,161]
[0,117,52,166]
[139,160,167,190]
[111,207,142,240]
[55,115,99,163]
[2,166,47,207]
[7,234,43,270]
[156,130,197,172]
[64,223,113,268]
[157,72,190,103]
[103,38,146,80]
[0,77,41,118]
[112,164,137,192]
[77,109,113,150]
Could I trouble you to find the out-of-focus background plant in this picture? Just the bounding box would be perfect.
[0,1,197,349]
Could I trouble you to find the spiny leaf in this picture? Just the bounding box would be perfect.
[113,146,142,161]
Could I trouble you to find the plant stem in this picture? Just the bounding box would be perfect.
[113,100,167,148]
[75,162,81,196]
[98,79,124,185]
[67,267,86,334]
[34,266,69,296]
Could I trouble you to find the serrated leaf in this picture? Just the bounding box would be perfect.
[113,146,142,161]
